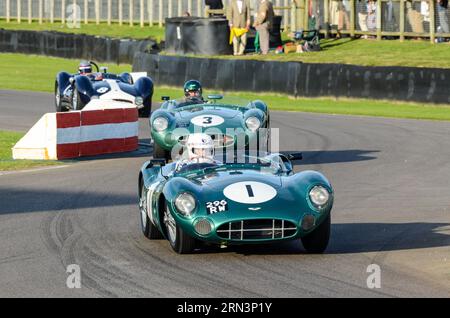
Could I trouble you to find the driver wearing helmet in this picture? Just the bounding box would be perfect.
[177,80,205,107]
[78,60,103,81]
[175,133,219,172]
[78,60,93,76]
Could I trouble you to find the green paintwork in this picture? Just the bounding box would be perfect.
[138,154,333,246]
[150,99,270,153]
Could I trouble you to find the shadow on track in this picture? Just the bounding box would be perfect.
[0,187,136,215]
[282,149,379,165]
[189,222,450,255]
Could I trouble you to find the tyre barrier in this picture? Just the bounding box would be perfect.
[133,53,450,104]
[12,107,139,160]
[0,29,157,64]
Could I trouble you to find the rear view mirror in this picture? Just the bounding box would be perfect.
[161,96,170,101]
[288,152,303,161]
[207,94,223,100]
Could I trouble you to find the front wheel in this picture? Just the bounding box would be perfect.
[163,204,196,254]
[301,214,331,254]
[139,185,163,240]
[72,85,86,111]
[55,82,65,112]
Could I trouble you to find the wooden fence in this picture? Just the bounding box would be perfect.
[0,1,448,43]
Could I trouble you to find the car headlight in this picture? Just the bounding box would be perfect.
[174,193,196,216]
[309,186,330,208]
[245,116,261,132]
[135,96,144,106]
[152,117,169,132]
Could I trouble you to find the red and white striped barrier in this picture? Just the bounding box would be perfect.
[13,108,139,160]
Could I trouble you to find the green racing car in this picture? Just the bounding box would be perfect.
[149,95,270,160]
[138,151,333,254]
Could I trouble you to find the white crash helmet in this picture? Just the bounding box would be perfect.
[185,133,215,162]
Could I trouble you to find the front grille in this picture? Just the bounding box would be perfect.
[216,219,297,240]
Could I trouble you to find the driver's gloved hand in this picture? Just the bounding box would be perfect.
[186,96,204,104]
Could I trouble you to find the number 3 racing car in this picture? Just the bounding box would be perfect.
[55,61,154,117]
[138,152,333,254]
[150,95,270,160]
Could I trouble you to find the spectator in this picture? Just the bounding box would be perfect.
[253,0,274,55]
[384,0,400,33]
[358,0,369,34]
[437,0,449,34]
[330,0,340,30]
[205,0,224,17]
[367,0,377,32]
[337,0,351,37]
[406,0,425,34]
[228,0,251,56]
[420,0,430,32]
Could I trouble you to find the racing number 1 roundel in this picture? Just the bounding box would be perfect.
[191,115,224,127]
[223,181,277,204]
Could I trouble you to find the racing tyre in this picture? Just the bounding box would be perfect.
[54,82,65,112]
[153,143,170,161]
[139,185,163,239]
[139,106,151,118]
[163,203,196,254]
[301,214,331,254]
[72,85,86,111]
[139,100,151,118]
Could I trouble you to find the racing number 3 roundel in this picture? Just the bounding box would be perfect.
[223,182,277,204]
[191,115,224,127]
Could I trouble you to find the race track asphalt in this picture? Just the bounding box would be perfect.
[0,89,449,297]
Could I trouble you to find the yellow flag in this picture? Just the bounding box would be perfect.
[229,28,249,44]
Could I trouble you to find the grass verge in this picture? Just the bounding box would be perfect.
[1,53,450,121]
[2,20,450,68]
[0,20,165,42]
[0,131,62,171]
[165,37,450,69]
[154,86,450,121]
[0,53,131,92]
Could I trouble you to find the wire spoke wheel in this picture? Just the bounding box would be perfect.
[72,88,78,110]
[55,91,60,107]
[139,187,147,230]
[164,209,177,244]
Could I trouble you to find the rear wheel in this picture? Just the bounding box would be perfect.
[139,99,151,118]
[163,203,196,254]
[139,184,163,240]
[301,214,331,254]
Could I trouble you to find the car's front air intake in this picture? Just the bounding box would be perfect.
[216,219,297,240]
[113,99,133,104]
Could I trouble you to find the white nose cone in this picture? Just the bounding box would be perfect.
[223,181,277,204]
